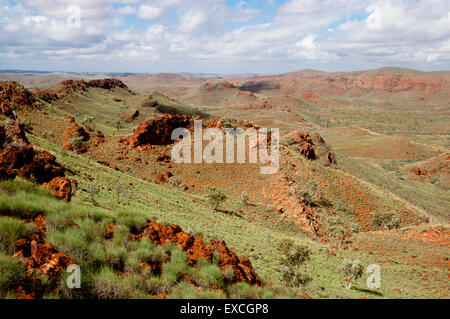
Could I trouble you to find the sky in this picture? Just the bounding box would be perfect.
[0,0,449,74]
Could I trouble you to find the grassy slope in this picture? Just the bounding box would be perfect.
[22,130,447,298]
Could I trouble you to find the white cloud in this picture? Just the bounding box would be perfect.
[1,0,450,72]
[137,4,163,20]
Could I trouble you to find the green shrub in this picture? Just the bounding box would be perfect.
[339,259,364,290]
[206,187,227,211]
[0,252,27,297]
[371,210,400,230]
[0,217,36,254]
[277,239,311,286]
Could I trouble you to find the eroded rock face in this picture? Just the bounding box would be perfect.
[283,130,336,165]
[42,177,72,201]
[87,79,132,93]
[62,122,90,153]
[284,131,316,159]
[126,114,191,147]
[131,220,261,285]
[0,145,65,183]
[13,240,74,278]
[200,81,236,91]
[0,81,36,116]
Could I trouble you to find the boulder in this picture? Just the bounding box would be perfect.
[42,177,72,201]
[126,114,191,147]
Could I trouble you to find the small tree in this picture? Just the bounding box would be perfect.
[115,183,124,205]
[371,211,400,230]
[278,239,312,286]
[240,192,250,206]
[206,187,227,211]
[88,183,100,206]
[340,259,364,290]
[81,115,95,130]
[70,134,85,150]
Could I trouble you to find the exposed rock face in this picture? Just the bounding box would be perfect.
[31,88,59,103]
[0,145,65,184]
[200,81,236,91]
[237,90,256,99]
[284,131,316,159]
[32,78,133,101]
[283,130,336,165]
[42,177,72,201]
[126,114,191,148]
[87,79,132,93]
[62,122,90,153]
[156,151,172,163]
[131,220,260,285]
[124,109,140,123]
[0,81,36,116]
[3,115,29,146]
[13,240,74,278]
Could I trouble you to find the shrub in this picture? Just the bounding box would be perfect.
[206,187,227,211]
[81,116,95,130]
[277,239,311,286]
[0,252,27,297]
[371,211,400,230]
[240,192,250,206]
[220,118,238,129]
[339,259,364,290]
[93,266,128,299]
[0,217,36,254]
[88,183,100,206]
[69,135,85,150]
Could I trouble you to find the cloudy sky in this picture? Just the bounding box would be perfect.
[0,0,449,74]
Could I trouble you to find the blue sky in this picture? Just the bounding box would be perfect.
[0,0,449,74]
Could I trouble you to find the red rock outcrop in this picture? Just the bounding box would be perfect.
[42,177,72,201]
[87,79,132,93]
[0,81,36,116]
[126,114,191,148]
[200,81,236,91]
[31,88,59,103]
[124,109,140,123]
[131,220,260,285]
[156,151,172,163]
[62,122,90,153]
[284,131,316,159]
[0,145,65,184]
[13,240,74,278]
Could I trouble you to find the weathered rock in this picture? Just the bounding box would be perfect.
[62,122,90,153]
[125,110,140,123]
[13,240,74,278]
[0,144,65,185]
[126,114,191,147]
[284,131,316,159]
[0,81,36,116]
[156,151,171,163]
[132,220,261,285]
[42,177,72,201]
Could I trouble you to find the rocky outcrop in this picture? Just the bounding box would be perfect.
[125,114,191,148]
[14,239,74,278]
[124,110,140,123]
[62,122,90,153]
[87,79,132,93]
[0,81,36,116]
[200,81,236,91]
[131,220,260,285]
[0,145,65,184]
[283,131,316,159]
[283,130,335,165]
[42,177,72,201]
